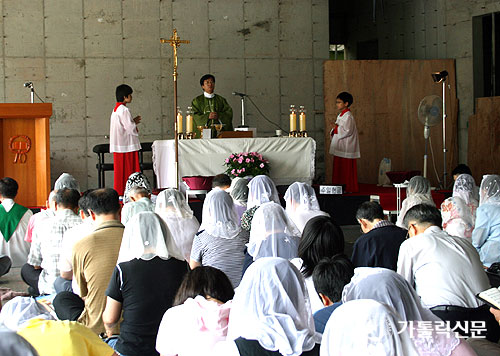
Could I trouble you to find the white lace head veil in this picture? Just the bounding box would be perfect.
[155,188,199,261]
[479,175,500,205]
[284,182,320,215]
[320,299,419,356]
[123,172,152,203]
[246,175,280,209]
[407,176,431,197]
[201,189,241,239]
[229,177,249,207]
[247,202,300,261]
[155,188,194,219]
[117,211,173,263]
[453,174,478,205]
[227,257,320,356]
[54,173,80,193]
[342,268,439,322]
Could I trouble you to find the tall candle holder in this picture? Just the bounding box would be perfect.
[289,104,298,137]
[298,105,307,137]
[185,132,196,139]
[177,106,185,139]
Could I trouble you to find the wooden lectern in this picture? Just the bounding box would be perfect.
[0,103,51,207]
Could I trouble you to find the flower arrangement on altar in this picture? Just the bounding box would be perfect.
[224,151,270,178]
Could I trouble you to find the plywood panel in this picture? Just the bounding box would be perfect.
[468,97,500,183]
[324,60,458,188]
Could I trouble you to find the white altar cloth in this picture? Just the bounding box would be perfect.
[152,137,316,188]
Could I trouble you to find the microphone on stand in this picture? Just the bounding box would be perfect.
[23,82,33,88]
[232,92,247,97]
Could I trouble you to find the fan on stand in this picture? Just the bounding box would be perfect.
[417,95,442,181]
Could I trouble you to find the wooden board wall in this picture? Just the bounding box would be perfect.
[324,60,458,188]
[468,97,500,183]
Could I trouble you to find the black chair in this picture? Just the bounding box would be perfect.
[139,142,156,188]
[92,144,113,188]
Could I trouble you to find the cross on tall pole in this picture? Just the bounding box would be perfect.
[160,29,190,189]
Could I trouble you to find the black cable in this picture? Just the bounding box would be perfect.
[245,95,287,133]
[34,90,45,103]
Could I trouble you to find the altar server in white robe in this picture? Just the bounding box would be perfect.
[0,177,32,267]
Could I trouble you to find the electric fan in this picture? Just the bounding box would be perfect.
[417,95,442,179]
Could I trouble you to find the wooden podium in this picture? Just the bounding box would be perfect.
[0,103,51,207]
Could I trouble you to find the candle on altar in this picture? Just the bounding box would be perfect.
[177,107,183,133]
[299,105,306,131]
[186,106,193,133]
[289,105,297,132]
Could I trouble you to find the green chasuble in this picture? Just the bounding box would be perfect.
[191,94,233,138]
[0,203,28,242]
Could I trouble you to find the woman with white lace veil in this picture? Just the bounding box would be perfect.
[229,177,249,222]
[341,267,477,356]
[321,299,419,356]
[472,175,500,267]
[213,257,320,356]
[103,212,188,356]
[190,189,249,288]
[155,188,200,261]
[441,174,479,239]
[240,175,280,231]
[396,176,435,228]
[284,182,329,233]
[54,173,80,193]
[242,202,300,276]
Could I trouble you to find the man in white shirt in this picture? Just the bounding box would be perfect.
[120,186,154,225]
[55,190,95,294]
[0,177,33,267]
[397,204,499,341]
[23,189,82,296]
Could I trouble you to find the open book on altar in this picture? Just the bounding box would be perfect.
[477,287,500,309]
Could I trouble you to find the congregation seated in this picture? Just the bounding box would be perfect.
[53,188,124,335]
[155,188,200,262]
[213,257,320,356]
[321,300,419,355]
[342,267,477,355]
[291,215,345,312]
[120,186,154,225]
[242,202,300,276]
[396,175,435,228]
[123,172,152,203]
[0,177,33,267]
[240,175,280,231]
[23,188,81,296]
[190,189,249,288]
[156,266,234,356]
[311,255,354,333]
[24,190,56,243]
[103,211,188,356]
[351,201,406,270]
[228,177,248,222]
[17,319,116,356]
[55,190,95,294]
[397,204,499,341]
[472,175,500,267]
[441,173,479,239]
[212,173,232,191]
[284,182,329,233]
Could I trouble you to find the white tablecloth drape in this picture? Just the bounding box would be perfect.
[152,137,316,188]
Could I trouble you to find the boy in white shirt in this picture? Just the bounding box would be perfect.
[110,84,142,196]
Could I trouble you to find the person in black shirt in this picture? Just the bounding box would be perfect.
[351,201,406,271]
[102,212,188,356]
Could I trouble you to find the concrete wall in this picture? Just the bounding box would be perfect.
[340,0,500,164]
[0,0,329,191]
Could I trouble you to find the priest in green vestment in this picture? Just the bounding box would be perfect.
[191,74,233,138]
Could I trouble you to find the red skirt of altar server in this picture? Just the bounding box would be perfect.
[113,151,140,196]
[332,156,359,193]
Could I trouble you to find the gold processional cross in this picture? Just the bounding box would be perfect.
[160,29,190,189]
